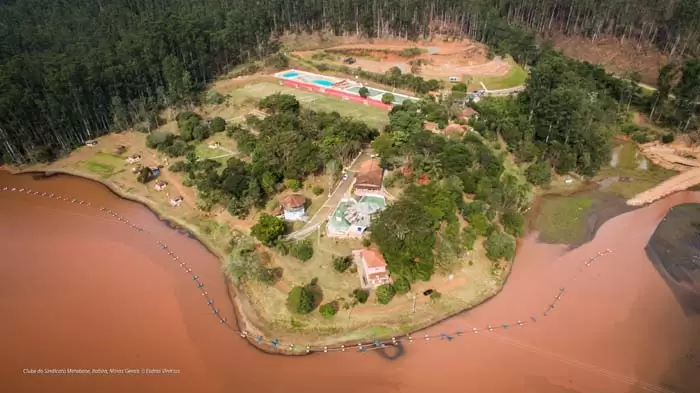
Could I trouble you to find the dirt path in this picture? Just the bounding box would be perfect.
[627,167,700,206]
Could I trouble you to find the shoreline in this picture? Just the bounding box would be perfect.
[2,166,514,355]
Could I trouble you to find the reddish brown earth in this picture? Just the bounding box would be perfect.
[553,35,669,86]
[297,40,512,79]
[1,171,699,393]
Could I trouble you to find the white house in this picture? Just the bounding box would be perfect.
[280,194,307,221]
[352,248,392,289]
[169,196,183,207]
[154,180,168,191]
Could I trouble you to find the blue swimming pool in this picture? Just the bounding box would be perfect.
[312,79,334,87]
[282,72,299,78]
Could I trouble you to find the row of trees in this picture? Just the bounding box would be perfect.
[314,61,444,94]
[3,0,698,163]
[262,0,700,58]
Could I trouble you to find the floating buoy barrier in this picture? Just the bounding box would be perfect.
[0,185,615,354]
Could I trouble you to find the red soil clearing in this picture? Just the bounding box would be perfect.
[297,39,512,79]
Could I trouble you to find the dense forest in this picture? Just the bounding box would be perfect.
[2,0,700,164]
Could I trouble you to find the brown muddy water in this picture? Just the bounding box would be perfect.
[1,171,699,393]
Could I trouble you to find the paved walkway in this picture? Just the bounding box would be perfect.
[286,151,370,239]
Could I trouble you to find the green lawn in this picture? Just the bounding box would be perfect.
[78,152,125,178]
[227,82,389,129]
[473,57,528,90]
[533,194,596,245]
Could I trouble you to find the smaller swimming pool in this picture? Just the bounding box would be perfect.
[312,79,334,87]
[282,72,299,78]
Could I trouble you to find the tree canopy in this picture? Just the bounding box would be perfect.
[2,0,700,163]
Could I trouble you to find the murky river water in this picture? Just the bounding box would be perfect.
[1,171,698,393]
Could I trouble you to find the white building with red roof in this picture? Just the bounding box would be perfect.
[352,248,392,289]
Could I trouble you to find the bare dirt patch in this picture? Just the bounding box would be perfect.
[296,38,513,81]
[628,137,700,205]
[552,34,669,86]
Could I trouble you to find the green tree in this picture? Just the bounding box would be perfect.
[319,302,338,318]
[286,286,315,314]
[501,209,525,237]
[256,267,282,285]
[312,185,324,195]
[358,86,370,98]
[466,212,491,236]
[332,255,353,272]
[223,238,259,283]
[352,288,369,304]
[381,93,395,105]
[285,179,301,191]
[451,82,467,92]
[485,231,516,262]
[250,214,286,245]
[169,161,188,172]
[525,161,552,186]
[259,93,300,115]
[375,284,396,304]
[290,239,314,261]
[392,277,411,294]
[210,117,226,133]
[461,226,478,250]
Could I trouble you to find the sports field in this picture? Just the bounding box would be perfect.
[227,82,390,129]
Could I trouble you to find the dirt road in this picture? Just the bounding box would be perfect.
[628,166,700,206]
[286,151,371,239]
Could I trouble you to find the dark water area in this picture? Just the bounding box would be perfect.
[646,203,700,315]
[1,170,700,393]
